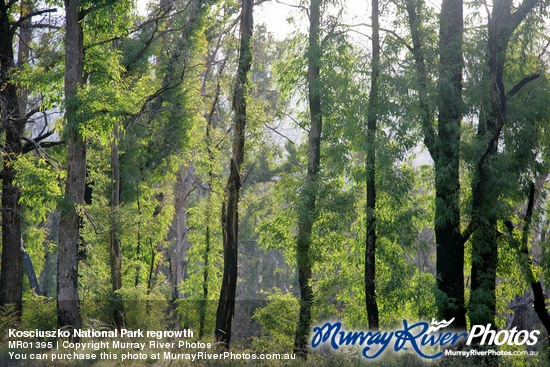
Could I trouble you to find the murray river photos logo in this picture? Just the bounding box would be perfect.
[310,318,540,359]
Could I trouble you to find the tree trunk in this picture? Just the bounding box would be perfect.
[17,0,32,115]
[293,0,322,358]
[469,0,539,327]
[215,0,253,348]
[365,0,380,331]
[22,250,41,296]
[135,183,142,286]
[199,61,223,338]
[0,0,26,317]
[200,134,214,339]
[405,0,436,159]
[22,240,42,297]
[434,0,466,328]
[405,0,466,328]
[172,166,191,300]
[110,127,124,329]
[57,0,84,335]
[146,240,156,314]
[503,181,550,363]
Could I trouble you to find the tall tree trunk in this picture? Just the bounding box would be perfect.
[215,0,253,348]
[200,126,214,339]
[365,0,380,331]
[469,0,540,327]
[110,128,124,329]
[172,166,191,300]
[199,210,210,338]
[434,0,466,328]
[0,0,26,316]
[57,0,84,335]
[199,56,223,338]
[293,0,322,358]
[135,183,142,286]
[146,240,156,314]
[405,0,467,328]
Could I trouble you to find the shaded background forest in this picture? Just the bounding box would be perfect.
[0,0,550,365]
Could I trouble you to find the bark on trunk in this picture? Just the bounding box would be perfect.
[0,0,26,316]
[434,0,466,328]
[365,0,380,331]
[110,128,124,329]
[215,0,253,348]
[57,0,84,335]
[293,0,322,358]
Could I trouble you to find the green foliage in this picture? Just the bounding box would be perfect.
[0,304,19,344]
[252,291,299,353]
[15,156,62,222]
[21,297,57,333]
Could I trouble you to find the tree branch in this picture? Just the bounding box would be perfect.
[33,130,55,143]
[264,122,295,145]
[460,219,478,247]
[21,135,65,155]
[341,23,413,51]
[29,23,62,30]
[12,8,57,31]
[275,0,308,15]
[123,63,204,127]
[503,177,550,336]
[124,20,162,72]
[521,182,550,334]
[510,0,540,34]
[506,73,539,99]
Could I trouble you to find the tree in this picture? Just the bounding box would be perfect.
[0,0,55,317]
[0,0,27,317]
[433,0,467,328]
[293,0,322,357]
[215,0,254,348]
[110,127,124,329]
[469,0,541,327]
[57,0,85,334]
[365,0,380,331]
[405,0,467,328]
